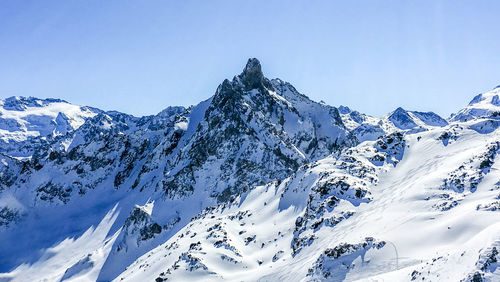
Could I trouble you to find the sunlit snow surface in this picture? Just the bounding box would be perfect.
[0,96,97,143]
[0,205,120,281]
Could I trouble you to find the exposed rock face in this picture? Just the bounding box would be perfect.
[307,238,386,280]
[240,58,269,90]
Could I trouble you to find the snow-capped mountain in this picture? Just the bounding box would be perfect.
[451,86,500,122]
[0,59,499,282]
[0,96,99,158]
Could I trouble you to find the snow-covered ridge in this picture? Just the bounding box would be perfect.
[0,96,99,150]
[339,105,448,143]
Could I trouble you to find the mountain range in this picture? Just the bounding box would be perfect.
[0,59,499,281]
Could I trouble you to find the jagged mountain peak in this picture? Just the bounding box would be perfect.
[212,59,291,114]
[214,59,336,117]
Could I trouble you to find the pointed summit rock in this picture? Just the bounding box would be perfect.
[212,58,273,109]
[239,58,272,90]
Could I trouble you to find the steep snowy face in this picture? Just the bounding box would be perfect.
[0,96,99,157]
[451,86,500,122]
[270,79,354,159]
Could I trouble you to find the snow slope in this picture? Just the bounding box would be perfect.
[0,205,120,282]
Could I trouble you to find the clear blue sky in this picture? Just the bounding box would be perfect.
[1,1,499,117]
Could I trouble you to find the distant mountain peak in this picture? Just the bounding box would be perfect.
[392,106,407,114]
[451,85,500,122]
[388,107,418,130]
[1,96,69,111]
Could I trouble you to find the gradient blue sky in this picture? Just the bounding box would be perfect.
[1,1,499,117]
